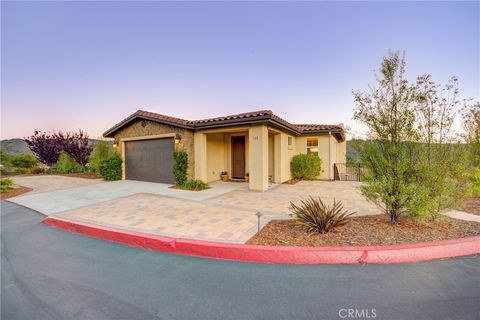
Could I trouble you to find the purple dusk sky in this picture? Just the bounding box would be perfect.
[1,1,479,140]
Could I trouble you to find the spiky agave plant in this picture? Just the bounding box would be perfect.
[289,197,355,233]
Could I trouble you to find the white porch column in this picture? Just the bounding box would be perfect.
[274,133,287,183]
[194,132,207,182]
[249,125,269,191]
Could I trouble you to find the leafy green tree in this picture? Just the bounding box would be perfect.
[412,75,468,220]
[353,52,421,224]
[55,152,82,174]
[462,102,480,166]
[88,141,114,173]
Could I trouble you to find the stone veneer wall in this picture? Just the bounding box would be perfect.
[113,119,195,179]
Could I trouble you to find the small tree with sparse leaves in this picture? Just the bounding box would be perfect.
[353,51,421,224]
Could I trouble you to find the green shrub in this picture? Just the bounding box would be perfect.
[55,152,82,174]
[290,197,355,233]
[182,179,208,191]
[0,178,13,193]
[88,141,115,173]
[14,168,28,175]
[467,168,480,197]
[0,167,14,176]
[10,153,38,168]
[290,154,321,180]
[29,166,45,175]
[0,150,12,165]
[173,150,188,186]
[98,153,123,181]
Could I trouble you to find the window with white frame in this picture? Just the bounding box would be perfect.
[306,137,319,156]
[288,136,293,147]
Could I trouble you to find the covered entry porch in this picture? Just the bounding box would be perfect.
[194,125,290,191]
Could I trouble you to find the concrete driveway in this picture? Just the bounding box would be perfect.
[8,175,382,243]
[8,176,248,215]
[11,175,104,194]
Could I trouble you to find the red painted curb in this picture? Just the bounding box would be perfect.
[42,216,480,265]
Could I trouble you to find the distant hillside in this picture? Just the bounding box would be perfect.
[0,139,32,155]
[346,139,361,160]
[0,138,107,156]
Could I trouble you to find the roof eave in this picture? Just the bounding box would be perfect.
[103,115,193,138]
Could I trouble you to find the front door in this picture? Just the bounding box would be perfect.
[231,136,246,179]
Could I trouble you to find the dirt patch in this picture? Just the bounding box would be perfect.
[54,173,100,180]
[457,197,480,216]
[246,215,480,246]
[1,186,33,200]
[169,185,210,192]
[282,178,301,185]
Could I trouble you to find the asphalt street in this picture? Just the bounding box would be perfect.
[1,200,479,320]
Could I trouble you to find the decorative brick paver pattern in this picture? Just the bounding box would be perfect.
[54,181,382,243]
[56,193,274,243]
[207,181,381,217]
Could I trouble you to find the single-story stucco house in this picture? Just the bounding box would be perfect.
[103,109,346,191]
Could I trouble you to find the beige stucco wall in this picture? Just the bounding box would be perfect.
[206,133,226,183]
[195,128,250,183]
[293,133,346,180]
[112,119,195,179]
[249,125,269,191]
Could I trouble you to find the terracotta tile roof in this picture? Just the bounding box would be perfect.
[136,110,191,126]
[295,124,344,132]
[103,109,345,138]
[191,110,273,125]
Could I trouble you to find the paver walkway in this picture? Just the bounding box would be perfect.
[208,180,381,217]
[52,180,382,243]
[55,193,277,243]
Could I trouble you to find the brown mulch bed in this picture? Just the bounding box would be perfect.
[246,215,480,247]
[1,186,33,200]
[54,173,99,179]
[457,197,480,216]
[282,178,301,185]
[169,185,210,192]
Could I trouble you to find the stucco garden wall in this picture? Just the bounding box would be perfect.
[113,119,195,179]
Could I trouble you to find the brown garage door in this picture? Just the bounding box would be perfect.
[125,138,175,184]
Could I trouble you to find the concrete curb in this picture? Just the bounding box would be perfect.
[43,216,480,265]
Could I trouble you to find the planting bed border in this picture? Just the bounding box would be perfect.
[43,216,480,265]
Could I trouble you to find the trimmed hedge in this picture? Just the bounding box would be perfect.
[99,153,123,181]
[290,154,321,180]
[173,150,188,186]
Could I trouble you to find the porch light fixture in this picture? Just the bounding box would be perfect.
[174,134,181,144]
[112,140,119,148]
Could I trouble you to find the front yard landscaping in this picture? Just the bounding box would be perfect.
[457,197,480,216]
[247,215,480,246]
[0,178,32,199]
[0,186,33,200]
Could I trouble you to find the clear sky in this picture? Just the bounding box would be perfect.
[1,1,479,139]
